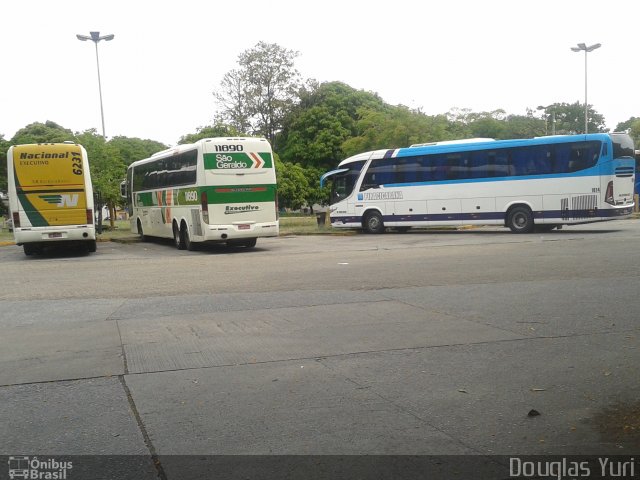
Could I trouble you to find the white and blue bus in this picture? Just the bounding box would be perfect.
[122,137,279,249]
[321,133,635,234]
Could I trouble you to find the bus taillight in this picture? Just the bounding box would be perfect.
[605,181,615,205]
[12,211,20,228]
[201,191,209,224]
[86,209,94,224]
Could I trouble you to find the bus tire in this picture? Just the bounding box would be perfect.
[181,222,195,251]
[87,240,97,253]
[137,219,146,242]
[23,244,36,256]
[363,211,385,234]
[507,206,534,233]
[242,238,257,248]
[173,222,185,250]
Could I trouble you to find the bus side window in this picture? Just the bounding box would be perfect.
[553,143,571,173]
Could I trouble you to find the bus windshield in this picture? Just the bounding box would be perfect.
[330,160,366,204]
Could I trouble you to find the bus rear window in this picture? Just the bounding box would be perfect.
[611,133,635,158]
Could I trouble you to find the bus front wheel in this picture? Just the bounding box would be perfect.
[363,211,385,234]
[507,206,534,233]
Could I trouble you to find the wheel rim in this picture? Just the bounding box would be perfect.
[514,213,527,228]
[368,216,380,230]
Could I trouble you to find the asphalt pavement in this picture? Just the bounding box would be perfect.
[1,221,639,479]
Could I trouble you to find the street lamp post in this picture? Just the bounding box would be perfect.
[571,42,601,134]
[76,31,114,137]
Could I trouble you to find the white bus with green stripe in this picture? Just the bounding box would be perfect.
[122,137,279,250]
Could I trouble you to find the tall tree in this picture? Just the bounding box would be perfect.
[277,81,387,170]
[213,71,253,135]
[214,42,302,144]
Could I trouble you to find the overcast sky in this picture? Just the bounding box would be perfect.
[2,0,638,147]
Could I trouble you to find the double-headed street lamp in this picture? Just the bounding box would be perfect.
[571,42,601,134]
[76,31,114,137]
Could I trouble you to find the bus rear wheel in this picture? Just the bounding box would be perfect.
[507,206,534,233]
[137,219,146,242]
[173,222,185,250]
[227,238,257,248]
[182,223,195,251]
[363,211,385,234]
[87,240,97,253]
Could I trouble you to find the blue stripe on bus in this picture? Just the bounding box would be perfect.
[379,171,600,188]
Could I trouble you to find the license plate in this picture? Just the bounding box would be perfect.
[48,232,62,238]
[238,224,250,230]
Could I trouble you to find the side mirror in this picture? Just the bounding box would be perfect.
[120,180,127,199]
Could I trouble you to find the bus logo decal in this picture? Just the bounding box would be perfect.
[362,191,403,200]
[225,205,261,214]
[204,152,272,169]
[38,194,79,207]
[249,152,264,168]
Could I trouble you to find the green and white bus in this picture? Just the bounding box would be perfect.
[122,137,279,250]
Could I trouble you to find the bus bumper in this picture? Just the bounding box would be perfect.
[13,226,96,245]
[203,221,279,241]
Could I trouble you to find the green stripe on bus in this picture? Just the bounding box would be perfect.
[14,169,48,227]
[134,185,276,207]
[201,184,276,204]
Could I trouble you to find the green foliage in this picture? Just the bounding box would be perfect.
[275,155,309,210]
[109,136,167,165]
[615,117,640,150]
[178,121,243,145]
[627,119,640,149]
[0,134,10,192]
[537,102,607,134]
[276,82,387,170]
[10,121,75,145]
[75,130,127,228]
[343,106,452,156]
[615,117,640,132]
